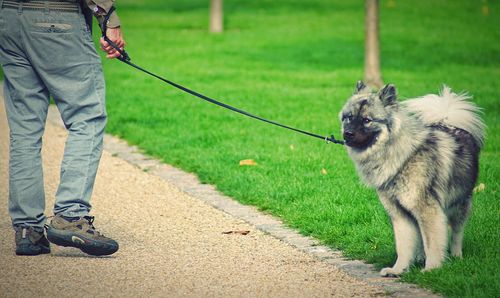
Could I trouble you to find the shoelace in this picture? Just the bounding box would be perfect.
[83,216,103,236]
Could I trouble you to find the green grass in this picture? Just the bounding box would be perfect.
[98,1,499,296]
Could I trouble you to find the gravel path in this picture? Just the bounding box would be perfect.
[0,90,387,297]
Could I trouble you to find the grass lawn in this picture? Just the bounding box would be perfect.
[97,0,498,296]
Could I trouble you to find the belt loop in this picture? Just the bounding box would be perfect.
[44,1,50,14]
[18,2,22,13]
[0,0,4,10]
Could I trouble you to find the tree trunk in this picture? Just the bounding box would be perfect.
[210,0,223,33]
[364,0,383,88]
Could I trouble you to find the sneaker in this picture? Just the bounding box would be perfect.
[46,215,119,256]
[15,226,51,256]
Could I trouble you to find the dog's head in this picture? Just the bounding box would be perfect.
[339,81,398,151]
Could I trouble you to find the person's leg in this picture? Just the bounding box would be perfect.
[1,4,53,255]
[18,5,118,256]
[0,6,51,231]
[21,8,107,218]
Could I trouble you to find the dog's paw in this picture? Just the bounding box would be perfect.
[421,259,443,272]
[421,264,441,273]
[450,250,463,258]
[380,267,403,277]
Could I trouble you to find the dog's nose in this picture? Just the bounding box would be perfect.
[343,131,354,141]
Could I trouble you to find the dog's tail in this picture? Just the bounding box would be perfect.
[403,86,485,147]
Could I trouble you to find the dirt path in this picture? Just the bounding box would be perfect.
[0,88,398,297]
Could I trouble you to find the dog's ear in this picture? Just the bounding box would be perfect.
[354,81,367,94]
[378,84,397,107]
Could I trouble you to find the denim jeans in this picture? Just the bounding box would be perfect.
[0,1,107,229]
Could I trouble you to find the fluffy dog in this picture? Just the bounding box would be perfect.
[339,81,484,276]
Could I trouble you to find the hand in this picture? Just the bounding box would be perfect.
[100,27,126,59]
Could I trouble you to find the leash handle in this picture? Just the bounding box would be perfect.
[101,6,130,62]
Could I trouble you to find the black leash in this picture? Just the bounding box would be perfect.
[100,8,344,145]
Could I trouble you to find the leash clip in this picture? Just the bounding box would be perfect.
[325,134,345,145]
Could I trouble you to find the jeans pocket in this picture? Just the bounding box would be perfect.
[29,11,80,35]
[31,21,73,34]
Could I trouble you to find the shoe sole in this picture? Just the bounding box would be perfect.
[46,227,118,256]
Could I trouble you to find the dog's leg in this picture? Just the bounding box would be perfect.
[448,197,471,258]
[380,214,420,277]
[450,222,465,258]
[416,203,448,271]
[415,233,425,263]
[378,194,419,277]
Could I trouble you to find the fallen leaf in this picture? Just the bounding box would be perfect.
[321,168,328,175]
[239,159,257,166]
[473,183,486,193]
[222,230,250,235]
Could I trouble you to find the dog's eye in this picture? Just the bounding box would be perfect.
[343,115,353,122]
[363,118,372,124]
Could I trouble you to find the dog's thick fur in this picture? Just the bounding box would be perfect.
[339,81,484,276]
